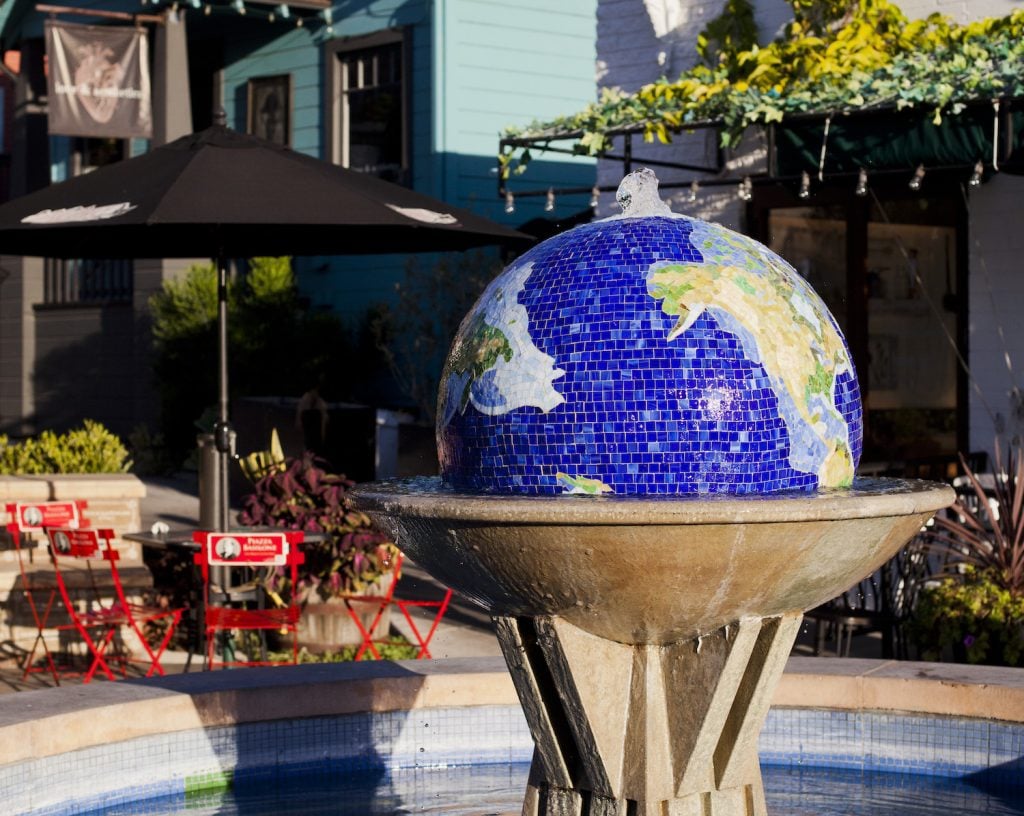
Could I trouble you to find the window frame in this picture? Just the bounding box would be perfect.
[324,27,410,183]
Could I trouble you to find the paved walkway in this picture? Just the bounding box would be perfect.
[0,474,884,692]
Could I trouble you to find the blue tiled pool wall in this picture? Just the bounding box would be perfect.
[760,708,1024,786]
[438,216,864,495]
[5,705,1021,815]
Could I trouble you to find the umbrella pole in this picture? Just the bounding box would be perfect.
[213,254,233,667]
[214,253,232,532]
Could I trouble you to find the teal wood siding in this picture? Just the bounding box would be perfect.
[221,24,323,157]
[309,0,597,321]
[294,0,434,319]
[434,0,597,223]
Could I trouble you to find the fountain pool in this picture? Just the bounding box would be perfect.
[1,658,1022,814]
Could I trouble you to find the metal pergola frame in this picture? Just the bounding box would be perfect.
[497,96,1024,203]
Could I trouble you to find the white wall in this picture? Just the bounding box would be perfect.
[967,174,1024,451]
[594,0,1024,458]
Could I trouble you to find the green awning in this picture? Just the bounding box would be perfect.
[775,101,1024,178]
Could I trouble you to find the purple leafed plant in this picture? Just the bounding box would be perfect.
[238,452,396,602]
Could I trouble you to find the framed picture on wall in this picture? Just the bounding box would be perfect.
[247,75,290,146]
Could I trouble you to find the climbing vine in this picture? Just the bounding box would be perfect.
[500,0,1024,176]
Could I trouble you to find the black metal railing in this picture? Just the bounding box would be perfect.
[43,258,133,305]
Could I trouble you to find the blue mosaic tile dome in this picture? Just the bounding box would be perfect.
[437,169,862,495]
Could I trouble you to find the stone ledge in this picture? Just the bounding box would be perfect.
[0,474,147,502]
[1,656,1022,768]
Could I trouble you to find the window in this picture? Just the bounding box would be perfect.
[43,258,133,305]
[247,75,290,146]
[326,30,408,184]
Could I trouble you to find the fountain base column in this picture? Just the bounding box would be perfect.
[494,613,802,816]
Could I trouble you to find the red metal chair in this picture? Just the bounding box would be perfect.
[192,530,305,668]
[45,526,184,682]
[343,552,453,660]
[5,500,88,684]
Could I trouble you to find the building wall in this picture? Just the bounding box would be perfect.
[221,24,325,156]
[305,0,598,323]
[433,0,598,221]
[0,256,41,435]
[967,173,1024,449]
[594,0,1024,458]
[32,304,137,436]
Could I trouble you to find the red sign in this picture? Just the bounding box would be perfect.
[47,528,101,558]
[207,533,288,565]
[14,501,82,532]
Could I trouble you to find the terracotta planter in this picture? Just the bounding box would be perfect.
[298,571,395,651]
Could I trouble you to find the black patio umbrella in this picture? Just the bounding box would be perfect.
[0,123,531,527]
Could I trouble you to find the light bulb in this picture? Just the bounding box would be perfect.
[504,191,515,215]
[544,187,555,213]
[798,171,811,200]
[688,180,699,202]
[908,164,926,191]
[589,185,600,209]
[969,161,984,187]
[855,168,868,197]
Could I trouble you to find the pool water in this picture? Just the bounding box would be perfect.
[96,763,1024,815]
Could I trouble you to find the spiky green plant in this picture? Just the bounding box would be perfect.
[929,444,1024,596]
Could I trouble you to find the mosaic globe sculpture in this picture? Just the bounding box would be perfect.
[356,170,953,816]
[438,168,862,495]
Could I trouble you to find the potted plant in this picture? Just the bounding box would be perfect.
[911,443,1024,666]
[238,450,398,650]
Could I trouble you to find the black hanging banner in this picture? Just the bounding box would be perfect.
[45,20,152,139]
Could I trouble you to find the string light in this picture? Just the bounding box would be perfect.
[855,168,869,197]
[737,176,753,202]
[969,160,984,187]
[798,170,811,200]
[296,16,303,27]
[268,11,275,21]
[589,185,600,208]
[189,0,201,8]
[276,3,290,18]
[504,190,515,215]
[204,3,212,14]
[688,180,699,202]
[231,0,246,13]
[908,164,926,191]
[544,187,555,213]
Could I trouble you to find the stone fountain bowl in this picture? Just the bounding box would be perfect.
[353,477,954,645]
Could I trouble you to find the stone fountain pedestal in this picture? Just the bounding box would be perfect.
[353,478,954,816]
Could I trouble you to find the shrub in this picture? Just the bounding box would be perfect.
[928,443,1024,595]
[0,420,131,474]
[238,452,396,601]
[911,567,1024,666]
[149,258,357,464]
[372,250,503,421]
[912,442,1024,666]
